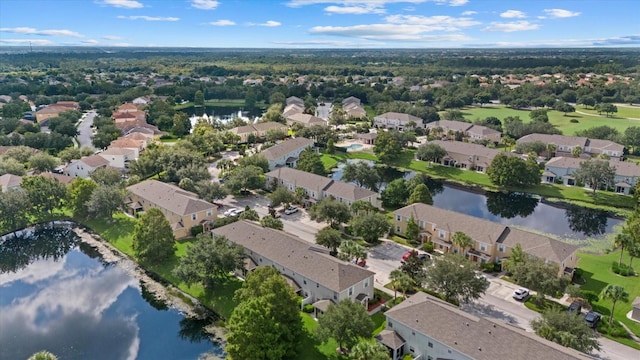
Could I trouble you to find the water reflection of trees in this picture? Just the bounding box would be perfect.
[565,205,608,237]
[0,225,78,274]
[140,281,169,311]
[486,192,539,219]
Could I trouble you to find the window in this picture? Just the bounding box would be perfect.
[396,215,401,221]
[409,346,415,353]
[428,342,433,348]
[439,230,446,239]
[206,210,213,217]
[191,213,197,221]
[333,293,337,300]
[349,287,354,296]
[498,244,505,252]
[303,280,307,285]
[480,243,487,252]
[419,220,425,229]
[388,321,393,328]
[364,279,369,288]
[396,226,401,232]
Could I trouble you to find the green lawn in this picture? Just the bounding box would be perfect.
[173,99,266,110]
[577,250,640,339]
[577,105,640,120]
[461,105,640,135]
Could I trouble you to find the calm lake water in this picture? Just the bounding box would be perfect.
[332,159,622,239]
[0,226,224,360]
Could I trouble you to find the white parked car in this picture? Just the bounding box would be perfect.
[223,208,238,217]
[513,288,529,301]
[284,206,299,215]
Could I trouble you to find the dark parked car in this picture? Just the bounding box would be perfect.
[566,302,582,315]
[584,312,601,328]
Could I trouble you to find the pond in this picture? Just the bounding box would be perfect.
[0,225,225,360]
[178,105,262,118]
[331,160,622,239]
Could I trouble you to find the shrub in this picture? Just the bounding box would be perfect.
[480,262,501,273]
[611,261,635,276]
[303,304,315,313]
[569,119,579,123]
[190,225,204,236]
[598,317,630,338]
[422,242,434,253]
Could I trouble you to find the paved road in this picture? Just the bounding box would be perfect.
[77,110,97,150]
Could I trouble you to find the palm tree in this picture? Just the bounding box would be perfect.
[546,143,556,159]
[452,231,474,259]
[28,351,58,360]
[613,232,633,267]
[603,285,630,326]
[348,340,389,360]
[571,146,582,158]
[389,269,414,300]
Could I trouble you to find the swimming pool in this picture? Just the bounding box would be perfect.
[347,143,363,150]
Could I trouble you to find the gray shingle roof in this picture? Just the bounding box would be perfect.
[0,174,22,191]
[260,137,314,161]
[324,181,377,202]
[286,113,327,126]
[127,180,216,216]
[374,112,422,123]
[427,119,473,132]
[266,167,333,192]
[395,203,508,245]
[385,292,592,360]
[78,155,110,168]
[213,221,375,292]
[546,157,640,178]
[429,140,503,161]
[502,228,579,264]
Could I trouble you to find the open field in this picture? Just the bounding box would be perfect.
[460,105,640,135]
[577,105,640,120]
[577,251,640,342]
[174,99,266,110]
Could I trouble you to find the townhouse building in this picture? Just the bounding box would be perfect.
[126,180,218,238]
[393,203,578,276]
[213,221,375,310]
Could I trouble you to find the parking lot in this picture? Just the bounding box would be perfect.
[365,241,416,287]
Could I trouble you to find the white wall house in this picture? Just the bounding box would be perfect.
[65,155,110,178]
[261,137,315,170]
[373,112,422,130]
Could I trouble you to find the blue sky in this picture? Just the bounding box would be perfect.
[0,0,638,48]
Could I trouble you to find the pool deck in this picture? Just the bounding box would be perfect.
[336,139,373,152]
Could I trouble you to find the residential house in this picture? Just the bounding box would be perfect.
[517,134,624,160]
[229,121,288,143]
[285,113,328,127]
[393,203,578,276]
[126,180,217,238]
[39,172,73,185]
[373,112,422,131]
[428,140,505,173]
[355,132,377,145]
[132,96,151,106]
[34,101,80,123]
[378,292,591,360]
[0,174,22,192]
[98,147,137,169]
[265,167,382,209]
[261,137,315,170]
[283,103,305,118]
[213,220,375,309]
[286,96,305,107]
[342,97,366,119]
[109,138,146,158]
[65,155,110,178]
[543,156,640,194]
[425,120,501,143]
[114,119,162,136]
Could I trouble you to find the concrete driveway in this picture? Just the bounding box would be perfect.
[366,240,416,288]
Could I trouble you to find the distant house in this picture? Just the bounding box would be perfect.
[285,113,328,127]
[355,132,377,145]
[126,180,217,239]
[393,203,578,276]
[373,112,422,131]
[342,96,367,119]
[265,167,382,209]
[543,156,640,195]
[65,155,110,178]
[213,220,375,309]
[426,120,501,143]
[114,119,162,136]
[34,101,80,123]
[378,292,591,360]
[427,140,506,173]
[517,134,624,160]
[0,174,22,192]
[39,172,73,185]
[261,137,315,170]
[109,138,146,158]
[228,121,288,143]
[286,96,305,107]
[98,147,137,169]
[283,103,305,118]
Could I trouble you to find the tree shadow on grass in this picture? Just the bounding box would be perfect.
[576,269,609,296]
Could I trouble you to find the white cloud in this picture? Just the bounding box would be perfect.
[272,39,380,47]
[82,39,100,44]
[0,39,53,45]
[113,42,133,46]
[325,5,386,14]
[261,20,282,27]
[117,15,180,21]
[100,0,143,8]
[483,20,539,32]
[0,27,83,37]
[461,10,476,15]
[209,20,236,26]
[500,10,526,18]
[102,35,122,40]
[190,0,219,10]
[286,1,467,9]
[310,23,470,41]
[385,14,480,29]
[543,8,581,18]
